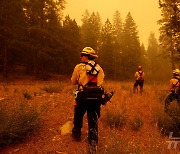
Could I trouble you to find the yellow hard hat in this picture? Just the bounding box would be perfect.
[173,69,180,75]
[81,47,98,58]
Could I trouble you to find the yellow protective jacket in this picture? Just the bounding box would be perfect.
[169,78,180,92]
[134,71,144,81]
[71,60,104,87]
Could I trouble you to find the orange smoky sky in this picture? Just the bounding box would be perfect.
[63,0,161,48]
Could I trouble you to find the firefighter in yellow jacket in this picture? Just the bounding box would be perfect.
[71,47,104,151]
[165,69,180,113]
[133,66,145,94]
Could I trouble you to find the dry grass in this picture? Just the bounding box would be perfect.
[41,81,65,93]
[0,101,45,147]
[0,78,179,153]
[99,80,177,153]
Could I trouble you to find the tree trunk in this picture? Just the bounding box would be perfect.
[3,1,8,78]
[26,49,34,75]
[3,38,8,78]
[170,40,175,70]
[35,50,38,78]
[171,50,175,70]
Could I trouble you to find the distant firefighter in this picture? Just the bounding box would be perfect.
[133,66,145,94]
[164,69,180,113]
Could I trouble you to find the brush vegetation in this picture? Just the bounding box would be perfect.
[0,78,179,153]
[0,101,45,146]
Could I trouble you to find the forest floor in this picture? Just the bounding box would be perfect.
[0,74,179,154]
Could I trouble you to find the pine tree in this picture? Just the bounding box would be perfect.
[112,10,123,79]
[81,10,90,47]
[62,15,81,74]
[99,19,115,79]
[147,32,160,74]
[147,32,171,80]
[159,0,180,69]
[81,11,101,50]
[121,12,141,78]
[113,10,123,46]
[0,0,27,77]
[139,43,147,71]
[25,0,65,78]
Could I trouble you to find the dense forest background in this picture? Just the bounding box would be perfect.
[0,0,179,81]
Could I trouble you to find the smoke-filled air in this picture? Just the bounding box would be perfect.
[0,0,180,153]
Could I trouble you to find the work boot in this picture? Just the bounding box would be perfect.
[72,128,81,142]
[72,133,81,142]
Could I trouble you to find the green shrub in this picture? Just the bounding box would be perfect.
[155,105,180,136]
[105,110,126,129]
[130,117,143,131]
[23,91,32,100]
[157,91,167,103]
[41,82,64,93]
[0,101,44,146]
[14,88,19,93]
[157,113,174,136]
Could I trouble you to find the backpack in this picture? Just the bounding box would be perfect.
[76,61,104,102]
[138,71,144,81]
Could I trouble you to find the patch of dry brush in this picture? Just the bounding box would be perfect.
[0,79,180,153]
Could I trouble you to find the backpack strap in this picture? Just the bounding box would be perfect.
[138,71,143,76]
[87,62,99,76]
[173,80,179,87]
[78,62,99,90]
